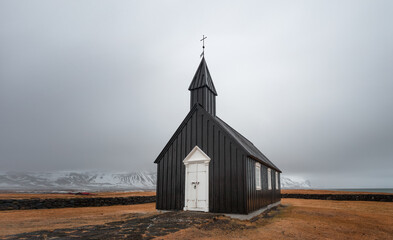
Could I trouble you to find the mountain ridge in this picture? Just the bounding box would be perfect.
[0,171,310,192]
[0,171,156,192]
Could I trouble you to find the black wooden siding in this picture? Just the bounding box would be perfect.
[245,157,281,213]
[190,87,216,116]
[156,104,281,214]
[156,106,248,214]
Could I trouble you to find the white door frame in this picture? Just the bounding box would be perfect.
[183,146,210,212]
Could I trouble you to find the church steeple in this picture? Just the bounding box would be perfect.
[189,57,217,116]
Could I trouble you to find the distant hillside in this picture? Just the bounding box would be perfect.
[281,176,311,189]
[0,171,156,192]
[0,171,310,192]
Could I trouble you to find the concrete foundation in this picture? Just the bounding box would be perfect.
[225,201,281,220]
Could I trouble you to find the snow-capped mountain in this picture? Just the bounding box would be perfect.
[0,171,310,192]
[281,176,311,189]
[0,171,156,192]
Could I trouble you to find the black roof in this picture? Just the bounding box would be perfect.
[215,117,280,171]
[154,104,281,172]
[188,57,217,95]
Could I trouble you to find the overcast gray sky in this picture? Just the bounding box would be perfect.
[1,0,392,188]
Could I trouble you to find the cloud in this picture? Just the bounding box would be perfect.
[0,0,392,187]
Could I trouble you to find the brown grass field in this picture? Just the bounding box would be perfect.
[1,190,392,239]
[163,199,393,239]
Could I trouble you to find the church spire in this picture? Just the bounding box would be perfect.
[188,57,217,95]
[189,57,217,116]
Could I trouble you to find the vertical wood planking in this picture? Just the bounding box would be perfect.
[176,135,181,209]
[242,154,246,213]
[191,113,196,147]
[207,120,214,211]
[181,128,186,208]
[190,84,215,115]
[187,121,191,156]
[224,137,231,212]
[172,139,177,209]
[160,160,164,209]
[237,150,244,213]
[156,163,160,209]
[243,158,283,213]
[249,158,252,212]
[202,114,207,151]
[167,146,172,209]
[230,143,237,212]
[219,132,224,212]
[251,159,255,211]
[162,152,168,209]
[196,111,202,147]
[246,157,250,213]
[213,125,219,211]
[156,162,161,209]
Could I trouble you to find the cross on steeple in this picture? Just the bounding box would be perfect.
[200,35,207,58]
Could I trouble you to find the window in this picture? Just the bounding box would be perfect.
[275,172,279,190]
[255,162,261,190]
[268,168,272,190]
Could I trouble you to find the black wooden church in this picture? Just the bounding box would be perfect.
[154,56,281,215]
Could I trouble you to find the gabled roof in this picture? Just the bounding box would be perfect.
[154,104,281,172]
[188,57,217,95]
[214,117,281,172]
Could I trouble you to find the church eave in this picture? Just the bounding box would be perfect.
[214,117,281,172]
[248,155,281,173]
[188,85,218,96]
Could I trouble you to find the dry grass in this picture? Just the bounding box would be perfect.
[162,199,393,239]
[2,190,392,239]
[0,203,157,236]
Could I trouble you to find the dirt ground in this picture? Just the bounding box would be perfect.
[0,191,155,200]
[1,191,393,239]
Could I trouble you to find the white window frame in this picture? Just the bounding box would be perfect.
[268,168,272,190]
[255,162,261,190]
[275,171,279,190]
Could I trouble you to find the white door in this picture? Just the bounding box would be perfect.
[186,163,208,210]
[183,146,210,212]
[186,163,198,209]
